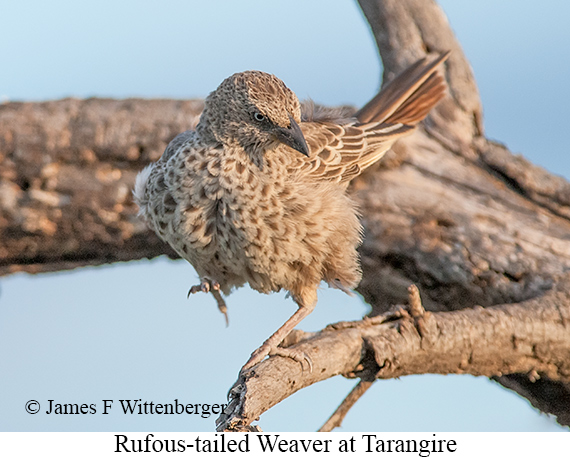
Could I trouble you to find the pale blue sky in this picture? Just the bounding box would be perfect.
[0,1,568,432]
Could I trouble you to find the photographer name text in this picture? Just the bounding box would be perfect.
[26,399,226,418]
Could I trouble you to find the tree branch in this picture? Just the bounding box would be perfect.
[318,379,376,432]
[352,0,570,427]
[216,277,570,431]
[0,98,201,275]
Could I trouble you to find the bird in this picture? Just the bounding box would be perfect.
[134,51,450,373]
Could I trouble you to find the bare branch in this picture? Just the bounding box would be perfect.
[318,284,428,432]
[353,0,570,426]
[0,98,201,275]
[216,280,570,431]
[318,380,376,432]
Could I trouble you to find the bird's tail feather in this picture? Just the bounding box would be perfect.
[355,51,450,126]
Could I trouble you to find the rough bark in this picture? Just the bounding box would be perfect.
[0,98,201,274]
[1,0,569,429]
[353,0,570,428]
[217,280,570,431]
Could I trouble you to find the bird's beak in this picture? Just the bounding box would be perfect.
[275,115,310,157]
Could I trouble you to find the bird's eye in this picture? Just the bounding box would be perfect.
[253,112,265,122]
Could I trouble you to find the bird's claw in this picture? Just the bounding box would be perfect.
[240,345,313,375]
[187,285,200,298]
[187,278,221,297]
[270,347,313,373]
[187,278,228,325]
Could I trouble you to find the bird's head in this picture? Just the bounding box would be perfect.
[198,71,309,160]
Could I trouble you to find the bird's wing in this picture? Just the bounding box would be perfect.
[295,120,414,184]
[293,51,449,185]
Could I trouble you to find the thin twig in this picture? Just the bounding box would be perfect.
[407,284,425,317]
[318,379,376,432]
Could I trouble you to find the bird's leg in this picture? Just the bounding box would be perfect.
[187,277,229,325]
[241,294,316,373]
[211,288,229,327]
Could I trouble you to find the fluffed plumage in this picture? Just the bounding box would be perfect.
[134,52,449,372]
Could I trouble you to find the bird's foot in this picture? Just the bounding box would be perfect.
[240,343,312,374]
[240,345,268,373]
[187,278,228,325]
[187,277,221,296]
[270,346,313,373]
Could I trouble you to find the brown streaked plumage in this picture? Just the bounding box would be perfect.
[134,52,450,372]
